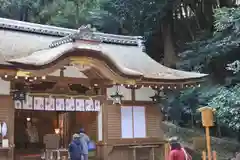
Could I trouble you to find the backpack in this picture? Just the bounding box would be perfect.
[88,141,96,151]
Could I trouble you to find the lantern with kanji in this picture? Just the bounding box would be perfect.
[198,107,216,127]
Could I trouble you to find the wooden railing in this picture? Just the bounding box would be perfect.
[129,145,159,160]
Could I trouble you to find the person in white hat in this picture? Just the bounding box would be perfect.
[69,134,82,160]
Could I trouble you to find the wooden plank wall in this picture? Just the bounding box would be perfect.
[107,105,121,139]
[0,96,14,145]
[0,95,14,160]
[75,112,97,140]
[146,106,163,138]
[106,105,163,139]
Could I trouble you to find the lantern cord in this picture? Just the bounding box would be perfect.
[116,85,120,93]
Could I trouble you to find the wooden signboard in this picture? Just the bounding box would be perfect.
[14,95,101,112]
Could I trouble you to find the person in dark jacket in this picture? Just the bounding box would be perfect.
[79,128,90,160]
[69,134,82,160]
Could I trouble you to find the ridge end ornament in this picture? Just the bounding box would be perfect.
[73,24,100,42]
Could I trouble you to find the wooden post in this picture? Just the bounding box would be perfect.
[164,143,169,160]
[133,148,136,160]
[202,151,206,160]
[151,147,155,160]
[198,107,216,160]
[205,127,212,160]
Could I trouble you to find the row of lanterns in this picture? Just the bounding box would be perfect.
[110,84,201,105]
[3,74,202,105]
[2,74,201,89]
[110,87,165,105]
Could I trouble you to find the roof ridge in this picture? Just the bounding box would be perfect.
[0,18,144,46]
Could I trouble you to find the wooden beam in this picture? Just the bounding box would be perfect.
[6,75,113,88]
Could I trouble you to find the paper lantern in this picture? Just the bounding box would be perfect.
[55,128,60,134]
[1,122,7,137]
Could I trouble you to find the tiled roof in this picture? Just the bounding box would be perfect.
[0,18,207,84]
[0,18,144,47]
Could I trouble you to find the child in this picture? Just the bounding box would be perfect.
[69,134,82,160]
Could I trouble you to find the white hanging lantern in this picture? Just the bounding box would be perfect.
[1,122,7,137]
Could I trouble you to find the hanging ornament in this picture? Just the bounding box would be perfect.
[150,89,165,103]
[110,85,124,105]
[1,122,7,137]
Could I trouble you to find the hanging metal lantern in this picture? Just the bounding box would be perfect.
[150,89,165,103]
[110,85,124,105]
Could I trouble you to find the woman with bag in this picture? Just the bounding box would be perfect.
[168,137,192,160]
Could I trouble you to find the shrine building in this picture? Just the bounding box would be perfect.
[0,18,207,160]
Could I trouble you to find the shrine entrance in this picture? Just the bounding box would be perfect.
[14,110,98,159]
[11,67,103,160]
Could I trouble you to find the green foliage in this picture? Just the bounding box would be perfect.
[0,0,99,28]
[107,0,168,35]
[177,7,240,72]
[171,7,240,130]
[208,85,240,130]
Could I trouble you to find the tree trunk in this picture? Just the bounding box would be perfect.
[75,0,80,27]
[161,11,178,67]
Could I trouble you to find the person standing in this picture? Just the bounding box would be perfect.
[168,137,192,160]
[69,134,82,160]
[25,121,39,148]
[79,128,90,160]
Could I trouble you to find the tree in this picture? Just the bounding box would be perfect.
[172,7,240,132]
[0,0,99,28]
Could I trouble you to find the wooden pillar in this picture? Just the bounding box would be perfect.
[0,79,14,160]
[101,88,109,160]
[164,143,169,160]
[151,147,155,160]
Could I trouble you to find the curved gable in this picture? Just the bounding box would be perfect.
[0,18,207,85]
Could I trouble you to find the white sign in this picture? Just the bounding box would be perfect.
[65,98,75,111]
[23,96,33,110]
[94,100,101,111]
[34,97,44,110]
[85,100,94,111]
[14,100,22,109]
[45,97,55,111]
[56,98,65,111]
[2,139,9,148]
[76,99,85,111]
[14,96,100,112]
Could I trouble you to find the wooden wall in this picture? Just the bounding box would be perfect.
[146,106,163,138]
[75,112,97,140]
[0,95,14,160]
[105,86,164,140]
[106,104,163,140]
[108,146,164,160]
[107,105,121,140]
